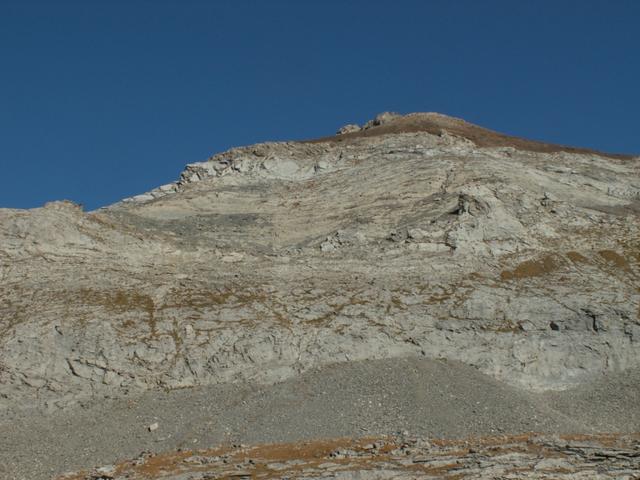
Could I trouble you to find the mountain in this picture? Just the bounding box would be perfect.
[1,112,639,479]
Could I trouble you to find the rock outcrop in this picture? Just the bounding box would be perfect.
[60,433,640,480]
[1,112,639,413]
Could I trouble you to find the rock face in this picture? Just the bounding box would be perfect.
[0,112,639,413]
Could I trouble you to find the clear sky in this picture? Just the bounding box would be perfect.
[1,0,638,210]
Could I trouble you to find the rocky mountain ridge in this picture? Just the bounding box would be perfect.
[1,112,639,479]
[1,113,639,414]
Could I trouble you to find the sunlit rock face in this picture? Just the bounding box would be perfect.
[1,112,639,412]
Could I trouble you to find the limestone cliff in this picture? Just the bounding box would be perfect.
[1,113,639,412]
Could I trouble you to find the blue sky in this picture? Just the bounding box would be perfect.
[1,0,638,210]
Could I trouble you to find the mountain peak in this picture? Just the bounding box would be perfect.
[321,111,633,160]
[2,108,640,480]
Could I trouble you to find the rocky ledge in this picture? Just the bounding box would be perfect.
[61,433,640,480]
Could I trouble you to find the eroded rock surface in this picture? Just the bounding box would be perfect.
[1,113,639,412]
[61,434,640,480]
[1,112,639,479]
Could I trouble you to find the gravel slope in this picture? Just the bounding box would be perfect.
[3,357,638,479]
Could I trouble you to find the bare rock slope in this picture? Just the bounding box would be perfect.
[3,112,640,479]
[1,112,639,413]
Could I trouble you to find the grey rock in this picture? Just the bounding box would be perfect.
[363,111,401,129]
[0,111,638,418]
[337,124,361,135]
[0,115,640,408]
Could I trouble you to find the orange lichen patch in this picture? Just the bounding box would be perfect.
[566,251,589,264]
[599,250,631,271]
[55,433,640,480]
[500,255,559,281]
[244,437,364,461]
